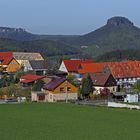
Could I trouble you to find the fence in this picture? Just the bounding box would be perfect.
[108,102,140,109]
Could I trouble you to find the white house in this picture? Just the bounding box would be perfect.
[124,94,139,103]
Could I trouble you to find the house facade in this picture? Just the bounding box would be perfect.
[124,94,139,103]
[42,77,78,102]
[0,52,21,73]
[86,72,117,94]
[6,58,21,73]
[23,60,50,75]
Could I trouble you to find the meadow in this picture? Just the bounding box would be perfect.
[0,103,139,140]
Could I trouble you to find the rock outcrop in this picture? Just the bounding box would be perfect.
[107,16,134,27]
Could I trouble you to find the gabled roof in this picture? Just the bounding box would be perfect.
[29,60,49,70]
[20,74,46,83]
[0,57,13,65]
[43,77,66,91]
[88,72,112,86]
[0,52,14,65]
[63,59,93,72]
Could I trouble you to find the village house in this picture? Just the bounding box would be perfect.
[59,59,93,78]
[87,72,117,94]
[13,52,44,71]
[0,52,45,72]
[24,60,50,75]
[35,76,78,102]
[0,52,20,73]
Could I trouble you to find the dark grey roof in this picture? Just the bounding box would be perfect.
[43,77,66,91]
[29,60,50,70]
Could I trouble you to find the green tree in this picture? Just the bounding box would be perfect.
[14,70,24,83]
[6,84,18,97]
[67,74,76,83]
[32,80,45,91]
[133,80,140,91]
[80,74,93,98]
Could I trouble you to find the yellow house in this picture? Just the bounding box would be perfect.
[0,57,21,73]
[32,77,78,102]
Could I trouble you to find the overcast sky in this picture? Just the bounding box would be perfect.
[0,0,139,35]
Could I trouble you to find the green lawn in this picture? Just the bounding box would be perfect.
[0,103,140,140]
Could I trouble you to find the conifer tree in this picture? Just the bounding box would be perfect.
[81,74,93,98]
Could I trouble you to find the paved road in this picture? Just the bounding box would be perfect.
[76,100,108,106]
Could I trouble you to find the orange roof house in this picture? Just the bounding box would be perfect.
[59,59,93,73]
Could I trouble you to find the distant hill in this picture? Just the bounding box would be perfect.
[96,49,140,61]
[45,16,140,57]
[1,16,140,59]
[0,27,36,41]
[0,38,81,57]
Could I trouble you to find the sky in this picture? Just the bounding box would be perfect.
[0,0,140,35]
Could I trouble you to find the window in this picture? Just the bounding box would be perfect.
[67,87,71,92]
[113,87,115,91]
[50,95,53,99]
[60,87,64,92]
[10,61,16,64]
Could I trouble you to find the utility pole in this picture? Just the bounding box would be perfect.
[66,78,68,103]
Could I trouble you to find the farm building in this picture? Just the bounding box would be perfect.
[78,60,140,87]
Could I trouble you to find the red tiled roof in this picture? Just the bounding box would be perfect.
[0,52,13,65]
[64,59,93,72]
[21,74,46,81]
[78,60,140,78]
[0,52,13,57]
[107,61,140,78]
[0,57,13,65]
[20,79,35,83]
[89,73,116,86]
[78,63,106,74]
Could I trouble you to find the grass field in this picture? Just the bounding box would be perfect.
[0,103,140,140]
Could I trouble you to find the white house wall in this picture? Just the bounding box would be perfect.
[94,86,117,94]
[59,61,68,73]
